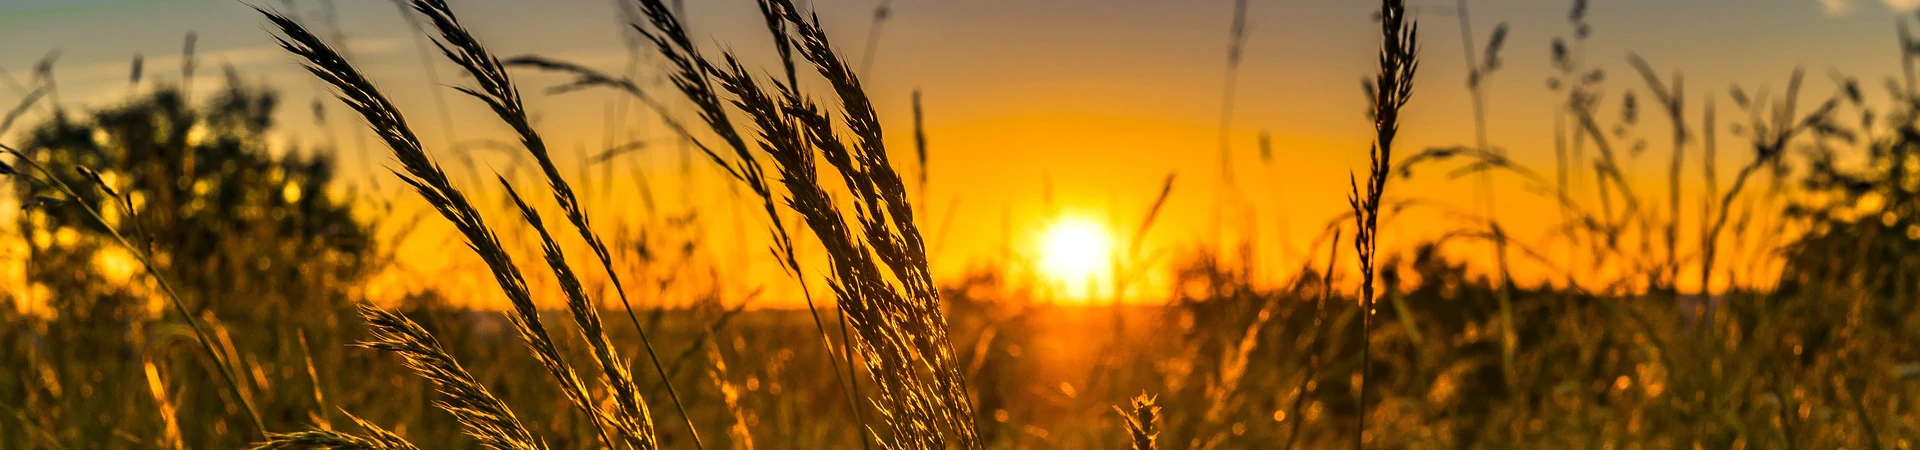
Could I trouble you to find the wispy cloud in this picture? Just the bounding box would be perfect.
[41,36,409,108]
[1819,0,1920,16]
[1821,0,1852,15]
[69,36,407,83]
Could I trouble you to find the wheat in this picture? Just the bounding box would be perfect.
[352,304,543,450]
[389,15,690,434]
[1114,393,1160,450]
[1349,0,1418,447]
[501,179,659,448]
[261,7,631,446]
[410,0,673,441]
[256,410,423,450]
[622,0,982,446]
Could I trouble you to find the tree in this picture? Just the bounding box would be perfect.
[14,74,373,325]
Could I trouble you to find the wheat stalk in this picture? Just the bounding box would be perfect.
[1114,393,1160,450]
[256,411,422,450]
[503,5,868,421]
[621,0,982,446]
[394,2,701,440]
[261,8,642,446]
[1349,0,1417,447]
[352,304,542,450]
[501,178,659,449]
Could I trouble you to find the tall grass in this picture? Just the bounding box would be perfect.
[673,1,982,445]
[8,0,1920,448]
[327,304,541,450]
[1114,393,1160,450]
[259,411,422,450]
[261,7,656,446]
[538,0,986,446]
[403,0,699,444]
[260,0,979,447]
[1348,0,1418,446]
[1217,0,1250,195]
[3,143,267,437]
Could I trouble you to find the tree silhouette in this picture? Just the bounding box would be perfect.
[15,75,372,325]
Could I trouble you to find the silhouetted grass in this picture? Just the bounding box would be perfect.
[6,1,1920,449]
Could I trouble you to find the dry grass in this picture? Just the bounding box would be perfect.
[262,6,650,447]
[6,1,1920,449]
[346,303,541,449]
[259,0,978,447]
[1114,393,1161,450]
[2,142,266,436]
[1348,0,1419,446]
[257,413,420,450]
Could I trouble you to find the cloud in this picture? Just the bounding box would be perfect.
[68,36,407,83]
[1821,0,1852,15]
[1819,0,1920,16]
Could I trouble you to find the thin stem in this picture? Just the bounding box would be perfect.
[1283,230,1341,450]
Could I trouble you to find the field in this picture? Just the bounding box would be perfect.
[3,0,1919,448]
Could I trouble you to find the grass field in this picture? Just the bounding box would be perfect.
[4,0,1920,448]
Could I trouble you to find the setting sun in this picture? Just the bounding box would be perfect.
[1039,218,1114,297]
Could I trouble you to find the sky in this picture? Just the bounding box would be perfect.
[1,0,1915,305]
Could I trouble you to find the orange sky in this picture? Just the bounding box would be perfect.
[2,0,1914,306]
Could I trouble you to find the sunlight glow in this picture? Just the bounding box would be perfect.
[1040,218,1113,298]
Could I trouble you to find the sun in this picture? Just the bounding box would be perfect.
[1039,218,1114,297]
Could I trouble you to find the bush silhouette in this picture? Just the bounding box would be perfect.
[15,76,372,324]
